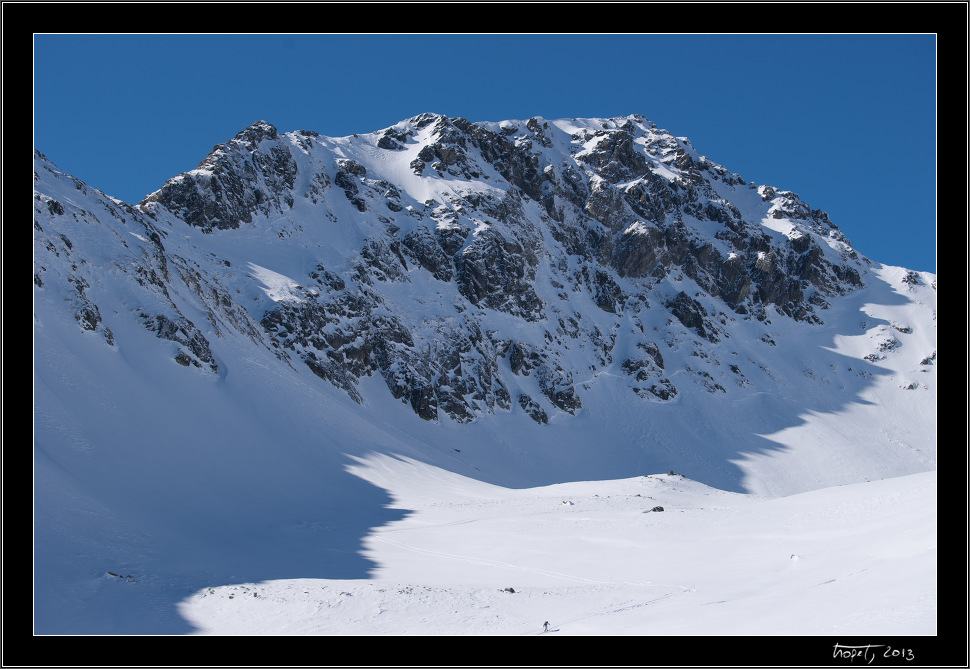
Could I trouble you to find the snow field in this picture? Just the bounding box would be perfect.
[178,455,936,635]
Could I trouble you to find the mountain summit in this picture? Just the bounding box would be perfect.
[35,111,936,453]
[34,113,936,478]
[35,114,929,422]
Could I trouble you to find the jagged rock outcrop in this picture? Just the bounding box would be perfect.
[455,227,543,320]
[141,121,298,231]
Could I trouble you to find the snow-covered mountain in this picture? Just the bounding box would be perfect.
[32,114,936,638]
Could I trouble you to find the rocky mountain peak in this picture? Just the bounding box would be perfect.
[34,113,932,428]
[233,119,279,145]
[139,119,296,232]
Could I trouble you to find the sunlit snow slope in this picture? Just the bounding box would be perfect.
[179,455,936,636]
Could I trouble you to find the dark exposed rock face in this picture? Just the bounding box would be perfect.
[455,228,543,320]
[141,121,298,232]
[622,341,677,401]
[665,291,720,343]
[141,313,218,372]
[34,113,875,424]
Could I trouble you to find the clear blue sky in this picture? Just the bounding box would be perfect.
[33,34,937,273]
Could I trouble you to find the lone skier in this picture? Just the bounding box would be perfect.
[543,621,549,632]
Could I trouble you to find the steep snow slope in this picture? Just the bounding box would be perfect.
[32,114,936,637]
